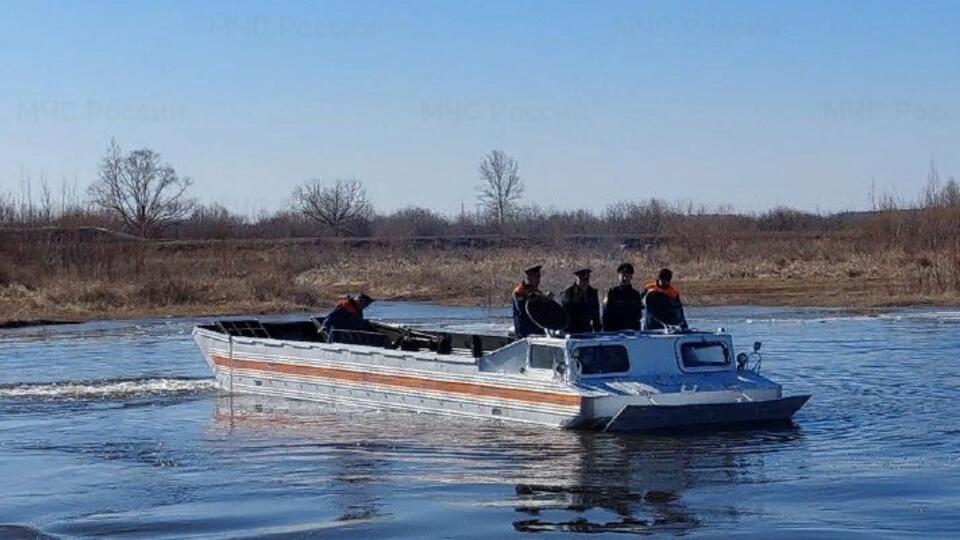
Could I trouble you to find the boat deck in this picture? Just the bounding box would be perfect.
[196,318,515,359]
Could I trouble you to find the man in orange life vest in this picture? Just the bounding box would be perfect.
[642,268,689,331]
[321,293,374,342]
[512,265,546,339]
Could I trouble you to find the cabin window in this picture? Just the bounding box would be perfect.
[680,342,730,368]
[575,345,630,375]
[529,345,565,370]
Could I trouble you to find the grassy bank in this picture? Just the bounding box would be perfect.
[3,232,960,325]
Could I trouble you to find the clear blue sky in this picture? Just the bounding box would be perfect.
[1,0,958,215]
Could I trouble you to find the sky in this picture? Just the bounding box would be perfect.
[1,0,958,216]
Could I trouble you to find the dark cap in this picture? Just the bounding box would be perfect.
[616,262,635,274]
[658,268,673,282]
[573,268,591,277]
[524,265,542,276]
[356,293,374,305]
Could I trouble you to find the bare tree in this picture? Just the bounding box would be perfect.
[477,150,523,225]
[88,140,195,238]
[39,175,53,223]
[293,178,372,236]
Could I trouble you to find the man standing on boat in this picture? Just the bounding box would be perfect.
[321,293,374,342]
[561,268,600,334]
[513,265,546,339]
[601,263,644,331]
[643,268,689,331]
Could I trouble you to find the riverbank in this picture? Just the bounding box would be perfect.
[3,236,960,327]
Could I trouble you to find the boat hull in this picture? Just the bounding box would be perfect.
[194,328,810,432]
[602,395,812,432]
[195,329,585,428]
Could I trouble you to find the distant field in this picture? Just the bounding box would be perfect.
[2,229,959,325]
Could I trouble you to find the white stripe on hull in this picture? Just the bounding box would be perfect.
[217,368,582,427]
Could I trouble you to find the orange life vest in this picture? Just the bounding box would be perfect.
[643,281,680,300]
[335,297,360,315]
[513,282,539,297]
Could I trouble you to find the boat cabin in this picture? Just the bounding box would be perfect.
[479,331,736,381]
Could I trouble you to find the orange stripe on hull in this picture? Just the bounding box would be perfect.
[211,355,582,407]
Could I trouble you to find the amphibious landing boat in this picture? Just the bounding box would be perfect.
[193,314,810,432]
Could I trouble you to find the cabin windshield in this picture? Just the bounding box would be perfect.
[529,344,565,370]
[574,345,630,376]
[680,341,730,368]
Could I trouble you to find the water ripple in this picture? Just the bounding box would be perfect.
[0,377,217,401]
[1,305,959,538]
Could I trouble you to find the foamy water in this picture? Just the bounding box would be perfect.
[1,303,959,538]
[0,377,217,400]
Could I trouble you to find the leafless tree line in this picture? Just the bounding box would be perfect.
[3,142,959,251]
[0,182,896,242]
[2,143,529,238]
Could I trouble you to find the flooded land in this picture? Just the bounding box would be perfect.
[2,303,958,538]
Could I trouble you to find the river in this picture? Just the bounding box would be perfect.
[1,303,958,538]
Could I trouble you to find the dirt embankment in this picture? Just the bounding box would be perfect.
[2,232,959,327]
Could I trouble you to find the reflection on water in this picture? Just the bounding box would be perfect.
[1,304,960,538]
[510,431,701,535]
[210,395,808,536]
[510,433,700,535]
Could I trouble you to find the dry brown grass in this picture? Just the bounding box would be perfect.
[3,231,960,324]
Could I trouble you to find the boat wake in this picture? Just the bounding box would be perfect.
[0,376,217,401]
[744,309,960,325]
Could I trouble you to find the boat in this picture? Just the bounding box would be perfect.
[192,309,810,432]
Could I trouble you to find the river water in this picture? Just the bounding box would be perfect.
[1,303,958,539]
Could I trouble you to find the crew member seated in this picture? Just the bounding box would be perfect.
[643,268,688,331]
[561,268,600,334]
[602,262,644,331]
[513,265,546,339]
[321,293,374,342]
